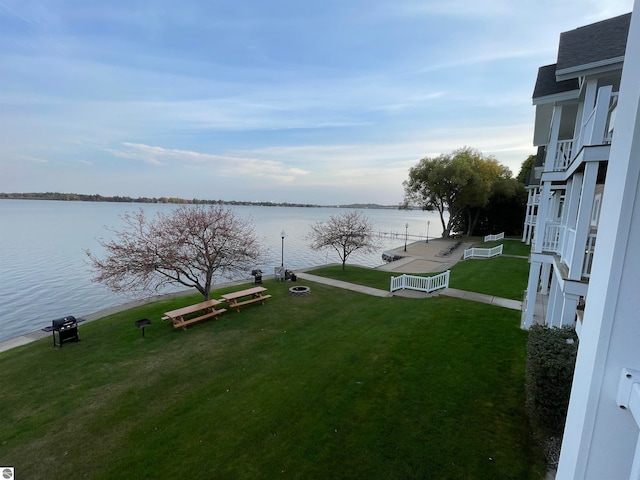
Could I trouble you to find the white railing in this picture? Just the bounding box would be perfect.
[464,244,503,259]
[575,85,615,154]
[582,233,597,279]
[553,139,574,171]
[561,227,576,268]
[390,270,450,293]
[484,232,504,242]
[604,92,619,144]
[542,223,561,252]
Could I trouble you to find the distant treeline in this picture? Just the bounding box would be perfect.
[0,192,396,210]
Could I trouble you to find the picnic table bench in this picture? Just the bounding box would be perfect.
[163,299,227,330]
[221,286,271,313]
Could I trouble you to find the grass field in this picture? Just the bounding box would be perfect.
[310,243,529,301]
[0,258,545,479]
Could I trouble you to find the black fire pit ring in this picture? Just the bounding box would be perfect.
[289,286,311,296]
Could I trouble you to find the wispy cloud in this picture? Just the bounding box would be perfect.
[17,154,49,164]
[107,143,311,183]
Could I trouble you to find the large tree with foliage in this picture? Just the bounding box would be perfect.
[307,211,378,270]
[470,176,527,236]
[86,205,263,300]
[517,154,537,184]
[404,147,515,237]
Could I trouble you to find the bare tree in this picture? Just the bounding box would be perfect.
[307,211,378,270]
[86,205,263,300]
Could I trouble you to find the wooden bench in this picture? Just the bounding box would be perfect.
[163,299,227,330]
[221,286,271,313]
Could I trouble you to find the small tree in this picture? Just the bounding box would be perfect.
[86,205,263,300]
[307,211,378,270]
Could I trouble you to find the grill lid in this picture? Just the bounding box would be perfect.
[52,315,77,330]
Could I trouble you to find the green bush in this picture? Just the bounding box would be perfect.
[525,325,578,436]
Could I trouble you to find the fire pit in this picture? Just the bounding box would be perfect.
[289,286,311,296]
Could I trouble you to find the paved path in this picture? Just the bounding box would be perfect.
[296,272,522,310]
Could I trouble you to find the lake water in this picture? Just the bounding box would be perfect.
[0,200,444,342]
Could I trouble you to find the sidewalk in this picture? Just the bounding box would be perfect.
[296,272,522,311]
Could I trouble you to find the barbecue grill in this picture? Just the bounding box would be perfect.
[51,315,79,347]
[251,269,263,284]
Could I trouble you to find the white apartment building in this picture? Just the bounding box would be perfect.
[522,5,640,478]
[521,12,631,334]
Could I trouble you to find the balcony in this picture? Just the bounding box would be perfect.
[548,86,617,172]
[553,140,574,171]
[541,223,596,280]
[542,222,561,252]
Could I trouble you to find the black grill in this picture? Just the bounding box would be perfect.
[251,269,263,284]
[52,315,79,347]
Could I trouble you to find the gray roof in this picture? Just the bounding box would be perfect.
[533,64,579,99]
[556,13,631,74]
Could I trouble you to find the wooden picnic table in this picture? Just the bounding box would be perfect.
[221,286,271,312]
[163,299,227,330]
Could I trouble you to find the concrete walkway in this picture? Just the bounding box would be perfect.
[296,272,522,311]
[296,273,391,297]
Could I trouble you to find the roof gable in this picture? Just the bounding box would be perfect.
[556,13,631,77]
[533,64,579,100]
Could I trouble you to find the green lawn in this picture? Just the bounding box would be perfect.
[448,256,529,300]
[309,264,394,291]
[478,238,531,257]
[311,251,529,301]
[0,278,545,479]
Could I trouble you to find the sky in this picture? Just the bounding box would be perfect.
[0,0,634,205]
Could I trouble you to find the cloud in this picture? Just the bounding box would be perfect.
[18,154,49,164]
[107,142,311,183]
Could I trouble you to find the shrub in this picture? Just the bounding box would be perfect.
[525,324,578,437]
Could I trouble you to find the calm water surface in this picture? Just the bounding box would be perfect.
[0,200,444,342]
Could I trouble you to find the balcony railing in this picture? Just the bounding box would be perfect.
[604,92,618,144]
[562,227,576,269]
[547,87,618,172]
[553,140,574,171]
[573,86,616,159]
[542,222,561,252]
[541,222,597,280]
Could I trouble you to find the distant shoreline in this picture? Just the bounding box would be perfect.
[0,193,407,210]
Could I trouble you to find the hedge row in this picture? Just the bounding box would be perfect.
[525,324,579,436]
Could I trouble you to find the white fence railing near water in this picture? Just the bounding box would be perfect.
[390,270,450,293]
[484,232,504,242]
[464,244,503,260]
